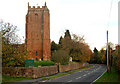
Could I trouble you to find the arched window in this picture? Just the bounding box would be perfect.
[35,13,38,21]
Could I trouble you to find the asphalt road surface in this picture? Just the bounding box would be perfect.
[39,64,107,84]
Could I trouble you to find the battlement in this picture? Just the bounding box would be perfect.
[28,2,49,11]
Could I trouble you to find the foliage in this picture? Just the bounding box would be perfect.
[98,49,106,64]
[1,21,27,67]
[2,44,27,67]
[51,41,59,52]
[58,36,64,49]
[90,48,106,64]
[0,21,21,44]
[112,45,120,71]
[59,36,63,45]
[70,41,92,62]
[58,32,92,62]
[93,47,98,63]
[52,30,92,64]
[70,34,92,62]
[34,60,55,67]
[51,50,69,65]
[64,30,71,39]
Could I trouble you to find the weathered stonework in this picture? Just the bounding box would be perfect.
[2,63,89,78]
[25,2,51,60]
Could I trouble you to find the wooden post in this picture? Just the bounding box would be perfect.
[110,48,111,72]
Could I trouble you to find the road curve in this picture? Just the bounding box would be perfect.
[40,64,107,84]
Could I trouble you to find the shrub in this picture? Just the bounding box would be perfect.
[51,50,69,65]
[34,60,55,67]
[112,46,120,71]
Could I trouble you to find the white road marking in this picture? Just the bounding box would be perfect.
[76,76,81,79]
[83,74,87,76]
[42,81,46,82]
[68,80,72,82]
[91,69,107,84]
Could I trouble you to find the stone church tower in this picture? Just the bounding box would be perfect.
[25,2,51,60]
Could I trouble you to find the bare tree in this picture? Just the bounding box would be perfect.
[1,20,27,67]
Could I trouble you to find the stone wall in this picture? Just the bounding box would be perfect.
[2,65,58,78]
[2,67,34,77]
[33,65,58,78]
[59,62,89,72]
[2,63,89,78]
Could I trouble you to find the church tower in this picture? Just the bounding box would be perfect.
[25,2,51,60]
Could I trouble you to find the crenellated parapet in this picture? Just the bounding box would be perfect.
[28,2,49,12]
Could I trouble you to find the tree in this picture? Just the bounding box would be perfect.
[108,42,114,50]
[53,30,92,63]
[59,36,63,45]
[51,41,59,52]
[58,36,64,49]
[112,45,120,71]
[96,48,106,64]
[69,34,92,62]
[100,48,106,64]
[51,50,69,65]
[92,47,98,63]
[1,21,27,67]
[64,30,71,39]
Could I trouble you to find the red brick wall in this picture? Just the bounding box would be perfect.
[25,3,51,60]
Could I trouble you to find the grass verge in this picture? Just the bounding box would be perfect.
[2,76,32,83]
[94,67,119,83]
[42,65,93,80]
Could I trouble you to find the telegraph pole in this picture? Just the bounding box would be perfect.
[107,30,110,72]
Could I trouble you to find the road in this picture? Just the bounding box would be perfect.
[38,64,107,84]
[14,64,106,84]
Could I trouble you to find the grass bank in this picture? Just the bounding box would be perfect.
[2,76,32,83]
[94,68,119,83]
[42,65,93,80]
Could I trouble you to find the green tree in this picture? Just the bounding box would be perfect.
[51,41,59,52]
[100,48,106,64]
[69,34,92,62]
[112,45,120,71]
[51,50,69,65]
[1,21,27,67]
[64,30,71,39]
[93,47,98,63]
[59,36,63,45]
[58,36,64,49]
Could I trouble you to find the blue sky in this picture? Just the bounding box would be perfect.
[0,0,118,50]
